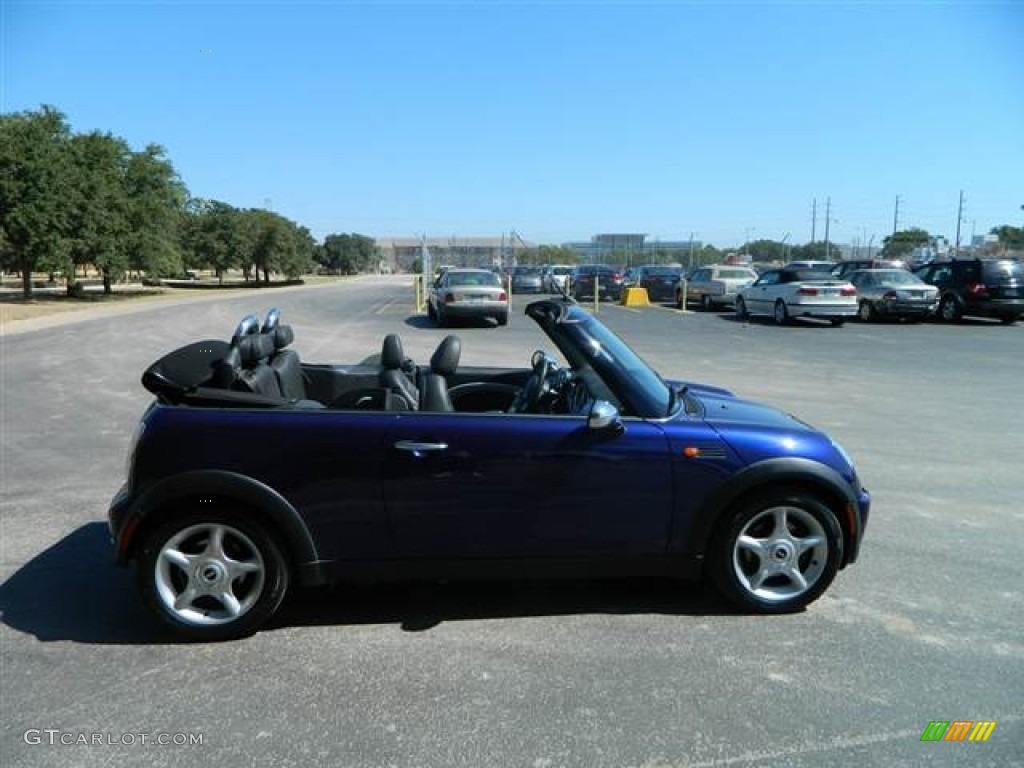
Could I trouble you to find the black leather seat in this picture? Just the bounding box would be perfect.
[420,335,460,412]
[266,324,308,401]
[379,334,419,410]
[234,334,284,397]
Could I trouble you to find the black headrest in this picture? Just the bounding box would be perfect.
[430,335,461,377]
[381,334,405,370]
[262,307,281,333]
[269,324,294,351]
[237,333,274,366]
[210,347,241,388]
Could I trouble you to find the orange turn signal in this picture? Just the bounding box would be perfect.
[683,446,700,458]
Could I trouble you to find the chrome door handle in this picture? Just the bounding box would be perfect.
[394,440,448,453]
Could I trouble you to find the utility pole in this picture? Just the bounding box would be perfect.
[892,195,900,237]
[954,190,965,257]
[811,199,817,242]
[823,197,832,260]
[688,232,695,267]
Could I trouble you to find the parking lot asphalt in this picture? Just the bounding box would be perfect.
[2,275,1022,767]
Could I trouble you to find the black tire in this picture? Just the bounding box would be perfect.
[496,312,509,327]
[701,294,714,311]
[735,296,749,321]
[938,294,962,323]
[709,490,843,613]
[773,300,789,326]
[830,317,846,327]
[858,301,874,322]
[1000,314,1018,325]
[137,511,290,641]
[427,302,436,322]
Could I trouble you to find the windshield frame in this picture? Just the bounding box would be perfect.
[526,300,674,418]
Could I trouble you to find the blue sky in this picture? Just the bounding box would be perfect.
[4,1,1022,247]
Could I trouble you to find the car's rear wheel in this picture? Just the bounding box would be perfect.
[137,512,289,641]
[773,300,789,326]
[710,491,842,613]
[735,296,748,320]
[830,317,846,327]
[858,301,875,322]
[496,312,509,327]
[938,294,962,322]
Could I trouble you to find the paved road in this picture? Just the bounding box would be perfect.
[2,276,1022,767]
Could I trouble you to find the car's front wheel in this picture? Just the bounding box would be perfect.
[701,295,714,311]
[137,512,290,641]
[710,491,842,613]
[735,296,749,320]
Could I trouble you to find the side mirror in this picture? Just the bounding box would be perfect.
[588,400,623,433]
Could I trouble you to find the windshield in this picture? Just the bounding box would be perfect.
[448,271,501,287]
[533,303,672,418]
[873,270,921,285]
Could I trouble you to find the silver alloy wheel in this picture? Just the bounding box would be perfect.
[858,301,873,321]
[773,300,788,325]
[154,522,266,626]
[731,505,828,603]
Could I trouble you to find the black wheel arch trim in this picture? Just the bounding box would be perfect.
[116,470,321,579]
[691,457,862,568]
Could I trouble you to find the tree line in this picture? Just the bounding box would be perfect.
[0,106,378,298]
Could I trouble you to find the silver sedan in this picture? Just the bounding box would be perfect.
[428,268,510,327]
[849,269,938,321]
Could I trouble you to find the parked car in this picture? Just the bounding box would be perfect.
[428,268,509,327]
[544,265,574,294]
[736,268,858,326]
[108,301,870,640]
[830,259,907,280]
[510,265,545,294]
[681,265,758,310]
[571,265,626,301]
[848,269,939,321]
[631,265,684,302]
[913,258,1024,324]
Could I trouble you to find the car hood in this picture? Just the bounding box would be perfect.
[690,390,815,432]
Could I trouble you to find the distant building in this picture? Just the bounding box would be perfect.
[563,233,701,264]
[376,236,535,272]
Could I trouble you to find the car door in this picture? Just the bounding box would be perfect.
[746,271,780,314]
[383,410,673,559]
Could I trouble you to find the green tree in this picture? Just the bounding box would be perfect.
[881,228,931,259]
[67,131,133,294]
[990,225,1024,251]
[745,239,789,263]
[318,233,377,274]
[0,106,77,298]
[124,144,188,279]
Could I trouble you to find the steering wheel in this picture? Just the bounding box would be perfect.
[511,350,556,413]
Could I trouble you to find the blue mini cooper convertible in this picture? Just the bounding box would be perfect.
[109,299,870,640]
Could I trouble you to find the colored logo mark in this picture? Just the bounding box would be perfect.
[920,720,997,742]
